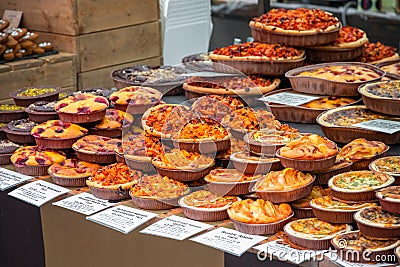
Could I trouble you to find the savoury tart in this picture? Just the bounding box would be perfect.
[25,101,58,123]
[291,186,327,219]
[311,161,353,185]
[72,135,120,164]
[284,218,352,250]
[369,156,400,185]
[358,41,399,65]
[178,190,239,221]
[11,146,66,176]
[4,118,37,144]
[354,207,400,239]
[230,152,282,174]
[87,163,142,200]
[91,109,133,138]
[48,159,100,187]
[227,199,293,235]
[328,170,395,202]
[376,186,400,214]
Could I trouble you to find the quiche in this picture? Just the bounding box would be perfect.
[11,146,66,167]
[312,26,368,49]
[48,159,100,179]
[285,218,350,238]
[329,171,394,192]
[359,80,400,100]
[279,134,338,160]
[359,42,399,64]
[369,156,400,177]
[109,86,162,106]
[254,168,314,191]
[380,62,400,76]
[205,169,263,183]
[152,149,214,171]
[191,95,244,122]
[355,206,400,227]
[336,138,388,162]
[291,186,327,209]
[141,104,194,138]
[180,190,238,209]
[301,96,357,109]
[376,186,400,200]
[31,120,88,139]
[55,93,109,114]
[174,117,229,141]
[310,196,377,211]
[250,8,340,34]
[227,199,292,224]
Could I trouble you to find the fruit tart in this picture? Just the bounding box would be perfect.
[90,109,133,138]
[11,146,66,176]
[4,118,38,144]
[129,174,189,210]
[228,199,293,235]
[358,41,399,65]
[291,186,327,219]
[86,163,142,200]
[72,135,120,164]
[109,86,162,114]
[55,93,109,123]
[48,159,100,186]
[379,60,400,79]
[178,190,239,221]
[31,120,88,149]
[10,86,60,107]
[254,168,315,203]
[191,95,244,122]
[0,104,27,122]
[25,101,58,123]
[376,186,400,214]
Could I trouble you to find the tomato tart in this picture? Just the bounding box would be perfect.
[48,159,100,187]
[358,42,399,65]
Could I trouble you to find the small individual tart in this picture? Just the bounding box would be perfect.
[4,118,38,144]
[354,206,400,239]
[0,140,21,165]
[142,104,194,138]
[109,86,162,114]
[310,196,377,224]
[55,93,109,123]
[179,190,239,221]
[10,86,60,107]
[328,170,395,201]
[48,159,100,186]
[254,168,315,203]
[291,186,327,218]
[228,199,293,235]
[25,101,58,123]
[369,156,400,183]
[129,174,189,210]
[284,218,352,250]
[87,163,142,200]
[376,186,400,214]
[0,104,27,122]
[31,120,88,149]
[90,109,133,138]
[359,42,399,65]
[191,95,244,123]
[72,135,120,164]
[230,151,282,174]
[204,169,263,196]
[332,231,400,263]
[11,146,66,176]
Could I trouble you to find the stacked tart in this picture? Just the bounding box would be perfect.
[358,41,399,64]
[90,109,133,138]
[10,86,60,107]
[25,101,58,123]
[72,135,120,164]
[48,159,100,186]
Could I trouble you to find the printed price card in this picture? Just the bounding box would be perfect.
[8,180,70,207]
[352,119,400,134]
[258,92,321,106]
[0,167,32,191]
[53,192,114,215]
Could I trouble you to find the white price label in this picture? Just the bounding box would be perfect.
[53,192,114,215]
[87,205,158,234]
[0,168,32,191]
[259,92,321,106]
[8,180,70,207]
[140,215,211,240]
[352,119,400,134]
[190,227,267,257]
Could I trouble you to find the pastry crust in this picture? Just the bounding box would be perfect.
[94,109,133,130]
[310,196,377,211]
[354,207,400,228]
[11,146,66,166]
[337,138,387,162]
[285,218,351,239]
[109,86,162,105]
[55,93,109,114]
[72,135,120,155]
[180,190,239,210]
[312,26,368,49]
[359,80,400,100]
[254,168,314,191]
[31,120,88,139]
[117,133,163,161]
[48,159,100,179]
[328,171,394,193]
[151,149,214,171]
[205,169,263,183]
[332,231,400,252]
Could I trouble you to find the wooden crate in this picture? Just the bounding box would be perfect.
[0,53,77,100]
[0,0,159,35]
[36,21,162,73]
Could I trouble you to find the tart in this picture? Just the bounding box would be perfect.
[358,42,399,65]
[109,86,162,114]
[86,163,142,200]
[227,199,293,235]
[291,186,327,219]
[311,161,353,185]
[379,60,400,79]
[286,62,384,96]
[250,8,340,47]
[284,218,352,250]
[191,95,244,123]
[215,138,248,167]
[354,207,400,239]
[72,135,120,164]
[48,159,100,187]
[316,106,400,144]
[151,149,214,182]
[230,152,282,174]
[0,104,27,122]
[178,190,239,221]
[254,168,315,203]
[336,138,389,171]
[376,186,400,214]
[209,42,305,75]
[328,170,395,201]
[310,196,377,224]
[0,140,21,165]
[10,86,60,107]
[90,109,133,138]
[31,120,88,149]
[359,80,400,116]
[277,134,338,171]
[55,93,109,123]
[183,75,281,96]
[11,146,66,176]
[129,174,189,210]
[172,117,230,154]
[332,231,400,263]
[141,104,194,139]
[3,118,37,144]
[25,101,59,123]
[369,156,400,185]
[204,169,263,196]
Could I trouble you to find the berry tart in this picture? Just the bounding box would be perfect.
[72,135,120,164]
[90,109,133,138]
[10,86,61,107]
[25,101,59,123]
[3,118,37,144]
[48,159,100,187]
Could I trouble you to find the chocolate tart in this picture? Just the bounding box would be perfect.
[328,171,395,202]
[354,207,400,239]
[286,62,384,97]
[332,231,400,263]
[10,86,60,107]
[276,148,337,172]
[4,119,37,144]
[0,140,20,165]
[0,104,27,122]
[25,101,58,123]
[230,152,282,174]
[311,161,353,186]
[376,186,400,214]
[369,156,400,185]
